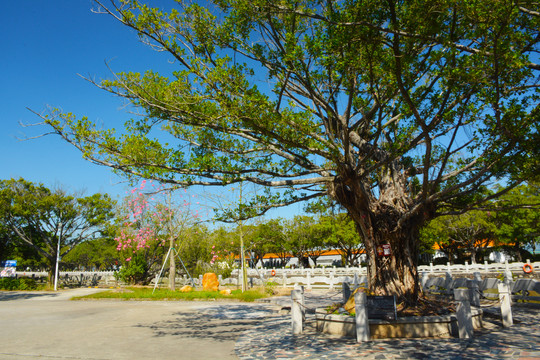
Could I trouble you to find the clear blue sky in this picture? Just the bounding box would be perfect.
[1,1,179,199]
[0,0,305,220]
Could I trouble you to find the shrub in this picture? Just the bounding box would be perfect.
[0,277,39,290]
[114,255,151,285]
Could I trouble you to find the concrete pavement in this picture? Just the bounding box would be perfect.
[1,289,539,359]
[0,289,275,360]
[237,292,540,359]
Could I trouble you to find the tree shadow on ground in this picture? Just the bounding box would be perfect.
[136,311,264,342]
[135,305,276,342]
[0,291,59,301]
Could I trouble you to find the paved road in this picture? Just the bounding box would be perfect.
[0,289,275,360]
[1,289,539,359]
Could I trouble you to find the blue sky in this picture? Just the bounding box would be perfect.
[1,1,178,198]
[0,0,306,220]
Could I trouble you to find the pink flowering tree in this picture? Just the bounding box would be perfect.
[115,180,206,288]
[114,180,167,284]
[207,228,238,279]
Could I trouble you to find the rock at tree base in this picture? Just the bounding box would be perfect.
[220,289,232,295]
[180,285,193,292]
[202,273,219,291]
[344,288,365,314]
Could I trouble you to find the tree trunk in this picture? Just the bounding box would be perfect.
[470,248,477,265]
[360,216,421,303]
[169,246,176,291]
[47,255,57,288]
[329,165,428,304]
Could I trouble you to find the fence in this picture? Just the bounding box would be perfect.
[12,271,117,287]
[225,260,539,289]
[12,260,539,289]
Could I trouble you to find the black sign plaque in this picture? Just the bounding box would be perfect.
[366,295,397,320]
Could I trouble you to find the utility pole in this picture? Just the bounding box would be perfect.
[54,222,62,291]
[167,191,176,291]
[239,183,248,292]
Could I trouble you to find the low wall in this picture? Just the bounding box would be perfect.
[315,308,484,339]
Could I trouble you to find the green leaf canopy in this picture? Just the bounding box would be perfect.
[38,0,540,298]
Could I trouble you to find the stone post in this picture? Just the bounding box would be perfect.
[329,272,335,291]
[454,289,474,339]
[282,271,287,288]
[291,289,304,334]
[307,271,312,290]
[498,283,513,327]
[504,271,513,287]
[354,291,370,342]
[473,272,482,283]
[467,279,480,307]
[444,271,453,292]
[342,281,351,304]
[420,271,428,290]
[295,285,305,321]
[353,272,359,288]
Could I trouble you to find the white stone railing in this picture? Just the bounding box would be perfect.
[14,271,116,277]
[13,271,117,286]
[11,261,538,289]
[231,260,539,277]
[418,260,539,274]
[224,261,539,290]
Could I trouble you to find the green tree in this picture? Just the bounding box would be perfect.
[242,220,279,268]
[176,224,212,277]
[0,178,115,285]
[284,215,326,268]
[319,213,364,266]
[62,237,120,271]
[37,0,540,301]
[265,222,293,268]
[0,225,48,271]
[420,211,496,264]
[492,183,540,261]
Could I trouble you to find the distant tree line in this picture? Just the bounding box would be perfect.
[1,178,538,286]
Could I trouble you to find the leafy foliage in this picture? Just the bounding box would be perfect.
[491,183,540,260]
[420,183,540,263]
[36,0,540,298]
[0,178,115,284]
[114,253,151,284]
[0,277,40,291]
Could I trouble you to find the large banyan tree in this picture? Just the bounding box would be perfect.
[39,0,539,302]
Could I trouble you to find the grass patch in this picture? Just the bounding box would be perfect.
[72,287,270,302]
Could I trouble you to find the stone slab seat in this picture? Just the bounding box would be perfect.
[479,278,500,292]
[450,278,469,289]
[511,278,537,294]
